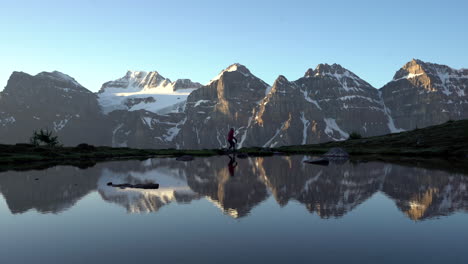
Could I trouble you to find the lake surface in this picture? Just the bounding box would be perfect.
[0,155,467,264]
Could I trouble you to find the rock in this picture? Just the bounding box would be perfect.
[76,143,96,151]
[328,157,349,165]
[236,153,249,159]
[176,155,194,161]
[303,158,329,165]
[323,147,349,158]
[106,182,159,189]
[123,97,156,108]
[15,143,35,148]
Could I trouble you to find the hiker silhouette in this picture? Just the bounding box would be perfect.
[227,128,238,151]
[228,154,238,177]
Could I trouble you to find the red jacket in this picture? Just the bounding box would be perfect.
[227,130,235,141]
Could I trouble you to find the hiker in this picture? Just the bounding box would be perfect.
[227,128,238,151]
[228,154,238,177]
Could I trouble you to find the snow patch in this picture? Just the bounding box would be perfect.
[302,90,322,109]
[53,118,69,132]
[264,85,273,96]
[141,117,154,129]
[392,73,424,82]
[316,70,365,92]
[162,118,186,142]
[194,100,211,107]
[338,95,379,104]
[112,123,124,147]
[99,88,197,115]
[323,118,348,141]
[300,112,310,144]
[0,116,16,126]
[378,91,405,133]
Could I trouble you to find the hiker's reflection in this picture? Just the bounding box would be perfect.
[228,154,238,177]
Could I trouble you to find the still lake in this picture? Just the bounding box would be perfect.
[0,155,467,264]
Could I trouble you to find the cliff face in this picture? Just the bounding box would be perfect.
[381,59,468,130]
[177,64,270,149]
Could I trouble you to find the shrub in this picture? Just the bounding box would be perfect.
[76,143,96,152]
[348,132,362,140]
[30,129,61,147]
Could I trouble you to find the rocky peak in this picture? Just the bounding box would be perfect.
[208,63,253,84]
[392,59,467,81]
[302,63,373,91]
[393,59,429,80]
[100,70,170,92]
[274,75,290,85]
[223,63,251,75]
[304,68,314,78]
[312,63,349,77]
[391,59,468,96]
[381,59,468,131]
[269,75,297,96]
[172,79,202,91]
[5,71,90,95]
[36,71,83,88]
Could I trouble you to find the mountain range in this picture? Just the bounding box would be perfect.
[0,59,467,148]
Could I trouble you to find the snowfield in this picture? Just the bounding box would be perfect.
[98,87,197,114]
[98,70,199,114]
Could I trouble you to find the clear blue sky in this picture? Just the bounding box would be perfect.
[1,0,467,92]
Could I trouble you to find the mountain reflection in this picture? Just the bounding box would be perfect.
[0,156,467,220]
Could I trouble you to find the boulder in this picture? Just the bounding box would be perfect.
[176,155,194,161]
[323,147,349,158]
[106,182,159,189]
[76,143,96,151]
[303,158,329,166]
[236,153,249,159]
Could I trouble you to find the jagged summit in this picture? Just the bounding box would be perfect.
[274,75,290,85]
[99,70,201,93]
[100,70,170,92]
[302,63,373,91]
[305,63,357,78]
[303,63,348,78]
[172,79,202,91]
[314,63,347,76]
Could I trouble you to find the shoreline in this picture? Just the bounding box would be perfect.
[0,119,466,171]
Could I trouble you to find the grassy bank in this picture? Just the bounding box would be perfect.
[0,119,466,167]
[273,119,468,157]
